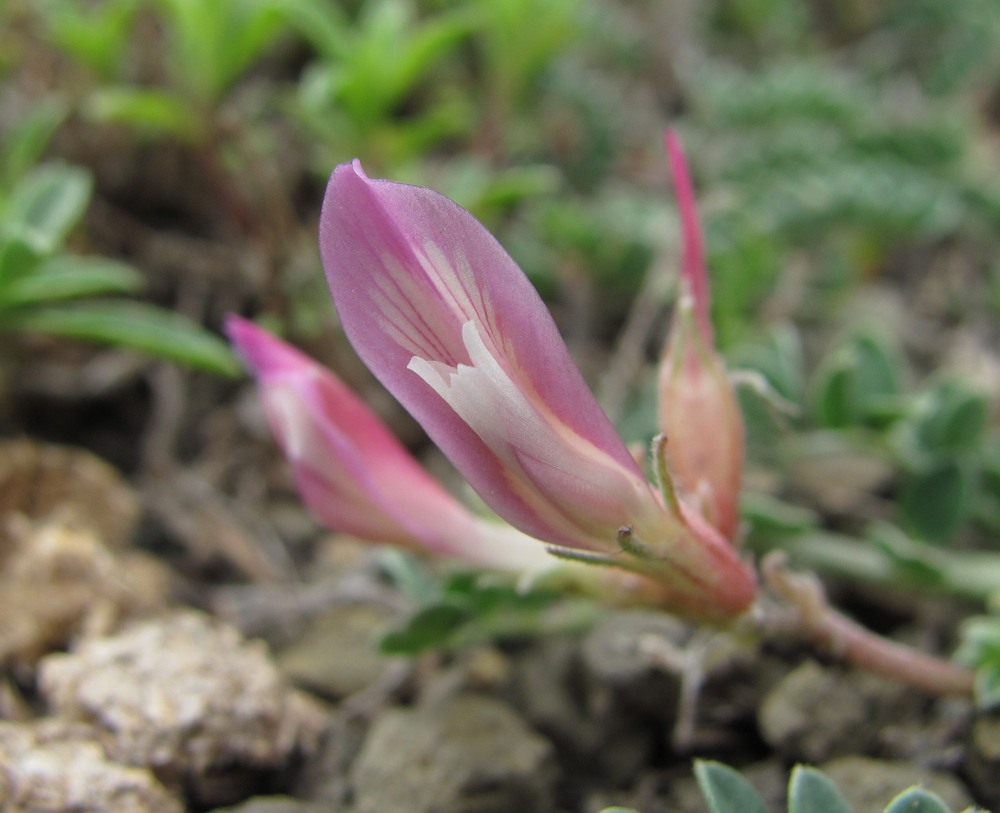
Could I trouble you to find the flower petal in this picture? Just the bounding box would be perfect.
[227,315,548,572]
[319,161,758,620]
[320,161,651,551]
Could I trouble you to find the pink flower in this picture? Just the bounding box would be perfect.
[658,132,745,543]
[319,160,755,621]
[227,315,550,574]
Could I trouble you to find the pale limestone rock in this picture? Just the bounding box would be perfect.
[0,718,182,813]
[0,518,169,672]
[39,610,326,785]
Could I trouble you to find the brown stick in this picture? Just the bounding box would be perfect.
[760,552,975,698]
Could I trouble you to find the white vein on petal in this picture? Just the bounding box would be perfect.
[418,241,499,345]
[408,321,658,547]
[372,254,452,361]
[369,239,501,366]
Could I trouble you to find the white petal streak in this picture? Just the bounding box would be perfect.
[408,321,651,545]
[408,321,544,454]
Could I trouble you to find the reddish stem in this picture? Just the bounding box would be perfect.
[760,553,975,698]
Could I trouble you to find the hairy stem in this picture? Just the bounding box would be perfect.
[759,552,975,698]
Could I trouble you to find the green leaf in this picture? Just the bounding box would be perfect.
[2,163,92,254]
[883,787,951,813]
[327,0,471,122]
[694,761,769,813]
[158,0,287,104]
[0,255,143,309]
[973,662,1000,710]
[813,332,902,429]
[956,613,1000,709]
[0,99,66,194]
[0,236,43,288]
[955,614,1000,666]
[854,333,902,400]
[895,381,991,469]
[742,491,820,537]
[1,301,240,376]
[899,459,973,543]
[37,0,140,78]
[788,766,854,813]
[815,356,856,428]
[378,602,471,655]
[704,61,862,128]
[918,383,989,455]
[977,446,1000,535]
[83,87,202,141]
[376,566,593,656]
[865,523,947,586]
[731,324,805,403]
[272,0,350,59]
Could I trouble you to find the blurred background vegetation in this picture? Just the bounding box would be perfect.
[1,0,1000,687]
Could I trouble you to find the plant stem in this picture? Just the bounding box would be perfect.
[759,553,975,698]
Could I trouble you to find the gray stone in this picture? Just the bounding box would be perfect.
[758,661,917,763]
[277,603,400,699]
[512,635,651,786]
[208,796,332,813]
[293,714,367,806]
[964,712,1000,811]
[581,610,687,708]
[351,693,555,813]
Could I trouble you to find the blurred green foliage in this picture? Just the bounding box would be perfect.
[375,550,599,654]
[0,101,238,374]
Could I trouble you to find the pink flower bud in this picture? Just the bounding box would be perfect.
[659,132,745,543]
[227,315,550,574]
[319,160,756,620]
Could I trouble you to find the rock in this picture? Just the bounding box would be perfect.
[819,755,973,812]
[39,610,327,806]
[580,610,687,715]
[574,610,757,775]
[419,645,513,705]
[208,796,332,813]
[758,660,920,763]
[350,693,555,813]
[0,718,183,813]
[0,438,140,549]
[511,634,651,787]
[737,760,790,811]
[292,714,367,806]
[513,637,606,751]
[964,712,1000,811]
[277,603,400,699]
[0,517,170,674]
